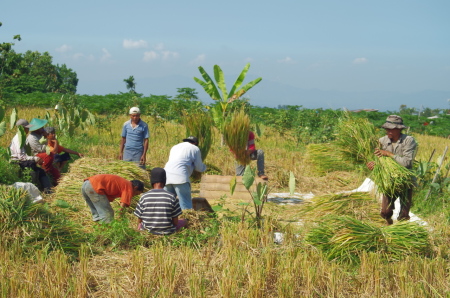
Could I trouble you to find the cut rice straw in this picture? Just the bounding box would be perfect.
[224,109,251,165]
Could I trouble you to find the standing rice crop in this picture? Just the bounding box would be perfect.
[223,109,250,165]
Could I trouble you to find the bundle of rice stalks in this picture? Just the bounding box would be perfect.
[306,215,431,264]
[372,157,415,197]
[335,114,416,197]
[299,192,382,223]
[305,143,356,176]
[182,110,213,161]
[223,109,250,165]
[0,185,86,257]
[52,157,150,230]
[335,115,379,164]
[183,111,214,180]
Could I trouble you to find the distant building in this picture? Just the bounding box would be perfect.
[350,109,379,113]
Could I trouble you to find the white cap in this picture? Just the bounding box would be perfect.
[129,107,140,114]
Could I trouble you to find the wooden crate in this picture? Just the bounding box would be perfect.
[199,175,267,200]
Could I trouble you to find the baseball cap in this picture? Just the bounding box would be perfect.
[183,136,199,145]
[129,107,140,114]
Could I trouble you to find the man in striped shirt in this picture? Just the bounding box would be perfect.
[134,167,186,235]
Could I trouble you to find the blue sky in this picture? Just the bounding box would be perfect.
[2,0,449,111]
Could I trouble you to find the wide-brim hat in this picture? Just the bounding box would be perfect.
[183,136,199,145]
[381,115,406,130]
[29,118,48,131]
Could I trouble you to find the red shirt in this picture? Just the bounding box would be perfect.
[248,131,256,151]
[85,174,134,206]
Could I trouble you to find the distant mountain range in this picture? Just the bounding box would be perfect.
[81,75,450,112]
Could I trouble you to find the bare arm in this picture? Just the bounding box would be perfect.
[140,138,149,165]
[119,137,126,160]
[172,216,178,226]
[62,147,83,157]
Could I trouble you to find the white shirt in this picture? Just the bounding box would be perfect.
[10,134,39,162]
[164,142,206,184]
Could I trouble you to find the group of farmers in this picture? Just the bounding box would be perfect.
[82,106,267,235]
[9,107,414,234]
[10,117,83,194]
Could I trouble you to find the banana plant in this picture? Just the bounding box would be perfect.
[0,106,5,136]
[194,63,262,144]
[45,103,95,137]
[230,165,269,228]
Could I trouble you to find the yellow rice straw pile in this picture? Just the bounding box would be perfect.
[223,109,250,165]
[299,192,383,223]
[50,157,150,231]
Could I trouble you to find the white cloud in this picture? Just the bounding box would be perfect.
[353,57,368,64]
[161,50,179,61]
[100,48,112,62]
[123,39,148,49]
[143,51,159,62]
[56,44,72,53]
[190,54,206,65]
[154,43,165,51]
[72,53,95,61]
[277,56,295,64]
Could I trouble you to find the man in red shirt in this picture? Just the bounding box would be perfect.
[81,174,144,223]
[236,131,268,180]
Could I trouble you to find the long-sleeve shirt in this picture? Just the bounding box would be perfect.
[26,132,46,155]
[164,142,206,184]
[379,134,417,169]
[10,134,39,162]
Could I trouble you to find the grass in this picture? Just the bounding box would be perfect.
[1,106,450,296]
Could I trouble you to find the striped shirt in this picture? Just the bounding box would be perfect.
[134,189,182,235]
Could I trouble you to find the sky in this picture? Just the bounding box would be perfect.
[2,0,450,111]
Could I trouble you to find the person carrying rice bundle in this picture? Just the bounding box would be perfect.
[367,115,417,225]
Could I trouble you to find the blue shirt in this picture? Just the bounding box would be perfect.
[121,119,149,150]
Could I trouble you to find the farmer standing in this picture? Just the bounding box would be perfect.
[81,174,144,223]
[235,131,268,180]
[164,136,207,210]
[119,107,149,169]
[134,167,186,235]
[367,115,417,225]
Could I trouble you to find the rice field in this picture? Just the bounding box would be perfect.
[1,107,450,297]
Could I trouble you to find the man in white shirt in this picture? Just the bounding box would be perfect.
[164,136,206,210]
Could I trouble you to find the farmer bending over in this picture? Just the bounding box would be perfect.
[164,136,207,210]
[81,174,144,223]
[134,167,186,235]
[367,115,417,225]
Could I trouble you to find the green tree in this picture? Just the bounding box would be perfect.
[175,87,198,100]
[123,76,136,94]
[194,63,262,143]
